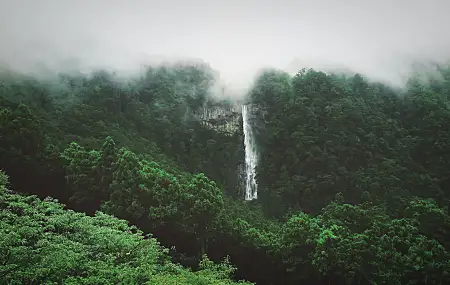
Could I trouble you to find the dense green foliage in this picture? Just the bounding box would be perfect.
[1,61,450,284]
[60,137,224,257]
[251,68,450,215]
[0,170,251,285]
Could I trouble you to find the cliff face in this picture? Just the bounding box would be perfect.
[193,100,265,198]
[197,103,242,136]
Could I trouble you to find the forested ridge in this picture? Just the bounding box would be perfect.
[1,61,450,285]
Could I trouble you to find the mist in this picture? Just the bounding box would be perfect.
[1,0,449,93]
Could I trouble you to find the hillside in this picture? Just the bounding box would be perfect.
[1,61,450,285]
[0,171,251,285]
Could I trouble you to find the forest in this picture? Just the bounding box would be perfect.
[1,60,450,285]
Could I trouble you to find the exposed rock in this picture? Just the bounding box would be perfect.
[196,102,242,136]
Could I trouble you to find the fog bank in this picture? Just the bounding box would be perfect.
[1,0,449,91]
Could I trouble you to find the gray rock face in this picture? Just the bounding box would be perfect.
[197,103,242,136]
[195,101,264,135]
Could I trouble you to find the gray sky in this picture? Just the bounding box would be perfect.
[1,0,449,89]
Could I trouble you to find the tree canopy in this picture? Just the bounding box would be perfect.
[1,62,450,284]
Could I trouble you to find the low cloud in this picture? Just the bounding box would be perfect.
[1,0,449,90]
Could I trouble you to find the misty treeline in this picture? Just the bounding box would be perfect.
[1,60,450,285]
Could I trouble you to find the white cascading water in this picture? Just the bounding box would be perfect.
[242,104,258,200]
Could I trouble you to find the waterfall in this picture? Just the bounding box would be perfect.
[242,104,258,200]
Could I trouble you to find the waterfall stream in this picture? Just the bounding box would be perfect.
[242,104,258,200]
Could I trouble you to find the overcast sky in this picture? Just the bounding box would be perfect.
[0,0,449,88]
